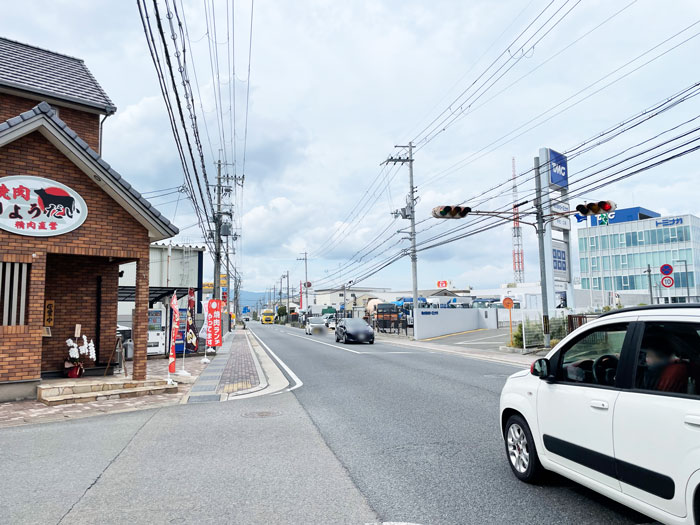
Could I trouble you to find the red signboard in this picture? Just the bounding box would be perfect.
[437,280,448,288]
[169,293,179,373]
[207,299,223,347]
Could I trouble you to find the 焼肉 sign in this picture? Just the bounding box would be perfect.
[0,175,87,237]
[206,299,222,347]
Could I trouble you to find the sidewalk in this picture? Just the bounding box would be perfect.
[375,333,547,367]
[185,329,268,403]
[0,351,213,428]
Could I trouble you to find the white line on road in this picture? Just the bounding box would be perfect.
[286,332,363,354]
[249,329,304,392]
[456,341,508,345]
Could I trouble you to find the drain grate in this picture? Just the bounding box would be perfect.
[241,410,282,418]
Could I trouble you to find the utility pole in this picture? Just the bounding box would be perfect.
[534,156,551,348]
[644,264,654,305]
[273,284,276,311]
[213,160,222,301]
[385,142,418,318]
[297,251,308,313]
[279,276,283,315]
[286,270,290,322]
[226,235,232,331]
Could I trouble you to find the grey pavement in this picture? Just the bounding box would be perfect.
[0,392,377,524]
[250,323,652,525]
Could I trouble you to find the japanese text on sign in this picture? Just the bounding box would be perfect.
[0,176,88,237]
[207,299,223,347]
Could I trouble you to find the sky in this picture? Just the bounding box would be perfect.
[4,0,700,295]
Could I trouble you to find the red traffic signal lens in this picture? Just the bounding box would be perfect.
[599,201,612,212]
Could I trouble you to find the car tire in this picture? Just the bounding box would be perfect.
[335,334,339,342]
[343,335,348,344]
[504,414,542,483]
[369,339,374,344]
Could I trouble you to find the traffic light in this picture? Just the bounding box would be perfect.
[575,200,617,216]
[432,205,472,219]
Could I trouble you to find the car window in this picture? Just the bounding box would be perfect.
[558,323,628,387]
[634,322,700,397]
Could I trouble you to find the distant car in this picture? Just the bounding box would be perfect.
[242,316,251,322]
[500,305,700,525]
[305,317,327,335]
[325,316,336,330]
[336,318,374,344]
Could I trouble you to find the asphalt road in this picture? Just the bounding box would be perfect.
[250,323,653,525]
[1,325,654,524]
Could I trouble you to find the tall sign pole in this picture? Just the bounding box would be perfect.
[534,156,551,348]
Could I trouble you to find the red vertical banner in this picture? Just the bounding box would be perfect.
[300,281,303,309]
[185,288,199,353]
[169,292,179,373]
[206,299,223,347]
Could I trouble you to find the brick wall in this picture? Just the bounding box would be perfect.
[0,129,151,382]
[0,92,101,151]
[42,255,120,373]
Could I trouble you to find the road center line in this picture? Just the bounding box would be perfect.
[286,332,363,354]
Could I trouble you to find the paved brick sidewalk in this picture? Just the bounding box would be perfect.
[187,330,266,403]
[0,352,214,429]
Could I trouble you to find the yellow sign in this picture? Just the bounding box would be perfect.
[44,300,55,327]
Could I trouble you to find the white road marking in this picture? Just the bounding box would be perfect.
[286,332,363,354]
[456,341,508,345]
[249,329,304,391]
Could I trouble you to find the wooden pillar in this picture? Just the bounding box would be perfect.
[132,256,149,380]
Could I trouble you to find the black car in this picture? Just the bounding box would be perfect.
[336,318,374,344]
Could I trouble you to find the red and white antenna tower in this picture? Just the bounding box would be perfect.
[512,157,525,283]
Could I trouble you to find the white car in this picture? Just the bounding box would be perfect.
[500,305,700,525]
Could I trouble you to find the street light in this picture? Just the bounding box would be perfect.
[343,280,353,318]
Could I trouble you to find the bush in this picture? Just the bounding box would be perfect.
[550,338,561,347]
[513,323,524,347]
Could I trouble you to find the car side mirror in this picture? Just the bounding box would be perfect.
[531,358,550,379]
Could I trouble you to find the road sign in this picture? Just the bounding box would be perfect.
[502,297,514,309]
[661,276,675,288]
[206,299,222,347]
[437,280,448,288]
[660,264,674,275]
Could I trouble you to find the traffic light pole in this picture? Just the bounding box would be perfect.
[534,156,551,349]
[645,264,654,304]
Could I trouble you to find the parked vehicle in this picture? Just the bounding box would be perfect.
[261,309,274,324]
[500,305,700,525]
[325,315,336,330]
[305,316,327,335]
[336,318,374,344]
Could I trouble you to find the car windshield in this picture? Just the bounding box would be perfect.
[346,319,369,328]
[310,317,325,324]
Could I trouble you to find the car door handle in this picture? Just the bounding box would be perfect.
[684,415,700,428]
[590,400,609,410]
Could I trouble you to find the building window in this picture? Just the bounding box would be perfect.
[592,277,601,290]
[621,254,628,268]
[638,231,644,244]
[589,237,598,251]
[619,233,626,247]
[580,258,589,273]
[581,277,590,290]
[0,262,30,326]
[591,257,599,271]
[622,275,630,290]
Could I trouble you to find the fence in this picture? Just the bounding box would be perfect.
[503,310,598,350]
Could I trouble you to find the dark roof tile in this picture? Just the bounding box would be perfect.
[0,37,116,114]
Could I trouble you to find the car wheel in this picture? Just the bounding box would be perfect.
[504,414,542,483]
[335,333,339,342]
[369,339,374,344]
[343,334,348,344]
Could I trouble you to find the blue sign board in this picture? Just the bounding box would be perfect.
[660,264,673,276]
[553,248,567,272]
[242,306,250,313]
[548,149,568,189]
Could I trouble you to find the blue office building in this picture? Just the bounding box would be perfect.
[577,207,698,304]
